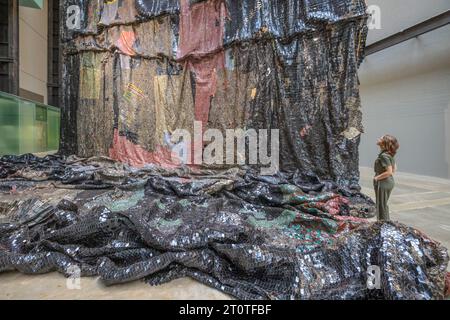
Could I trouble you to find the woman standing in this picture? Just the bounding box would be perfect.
[373,135,400,221]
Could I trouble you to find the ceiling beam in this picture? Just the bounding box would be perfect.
[366,10,450,56]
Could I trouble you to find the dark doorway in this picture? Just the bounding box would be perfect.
[0,0,19,95]
[47,0,61,107]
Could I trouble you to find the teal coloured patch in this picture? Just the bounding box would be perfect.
[247,210,297,229]
[108,190,145,212]
[288,225,327,246]
[155,200,167,210]
[197,202,209,208]
[280,184,303,195]
[178,199,191,208]
[252,211,267,220]
[152,218,183,229]
[239,208,267,220]
[20,0,43,9]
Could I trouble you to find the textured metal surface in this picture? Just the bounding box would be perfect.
[58,0,368,188]
[0,155,448,300]
[2,1,448,299]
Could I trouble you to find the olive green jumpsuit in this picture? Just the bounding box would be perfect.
[373,151,395,221]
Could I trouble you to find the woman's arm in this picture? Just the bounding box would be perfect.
[375,166,394,181]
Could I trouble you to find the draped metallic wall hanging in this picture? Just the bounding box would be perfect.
[60,0,369,188]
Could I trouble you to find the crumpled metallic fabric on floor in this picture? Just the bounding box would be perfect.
[0,155,448,300]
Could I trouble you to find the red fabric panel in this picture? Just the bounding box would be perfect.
[178,0,226,60]
[188,53,225,126]
[177,0,227,156]
[116,29,138,56]
[109,129,181,169]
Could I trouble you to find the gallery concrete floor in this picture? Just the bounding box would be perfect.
[1,167,449,300]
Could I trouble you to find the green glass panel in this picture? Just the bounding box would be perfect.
[19,100,37,154]
[47,109,60,151]
[0,91,61,156]
[0,94,20,156]
[19,0,44,9]
[34,105,48,153]
[35,105,47,122]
